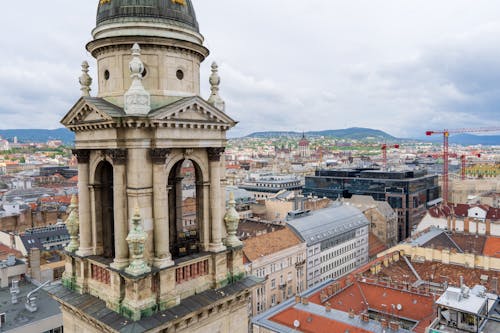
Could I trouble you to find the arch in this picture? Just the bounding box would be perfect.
[93,160,115,258]
[168,158,205,259]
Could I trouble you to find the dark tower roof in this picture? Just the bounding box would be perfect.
[96,0,199,32]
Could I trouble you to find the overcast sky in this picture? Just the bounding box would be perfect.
[2,0,500,138]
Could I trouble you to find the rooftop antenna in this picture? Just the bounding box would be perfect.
[25,280,50,313]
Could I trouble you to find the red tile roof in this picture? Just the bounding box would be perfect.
[428,203,500,221]
[483,236,500,258]
[243,227,302,262]
[271,308,372,333]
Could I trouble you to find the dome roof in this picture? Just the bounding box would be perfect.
[96,0,199,32]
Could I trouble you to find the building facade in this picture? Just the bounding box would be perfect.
[304,168,440,240]
[287,204,370,288]
[243,228,306,316]
[49,1,258,332]
[239,175,302,200]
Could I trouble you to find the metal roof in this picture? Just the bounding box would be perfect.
[287,204,369,246]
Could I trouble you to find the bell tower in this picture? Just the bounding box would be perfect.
[50,1,258,332]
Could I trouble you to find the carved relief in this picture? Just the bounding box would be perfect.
[150,148,171,164]
[72,149,91,164]
[207,147,225,162]
[106,149,127,165]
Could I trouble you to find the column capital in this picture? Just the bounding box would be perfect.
[150,148,171,164]
[72,149,91,164]
[207,147,225,162]
[106,149,128,165]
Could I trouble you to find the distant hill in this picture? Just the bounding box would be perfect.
[422,133,500,146]
[246,127,397,141]
[0,128,74,145]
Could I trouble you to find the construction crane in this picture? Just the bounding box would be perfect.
[460,153,481,180]
[381,144,399,170]
[425,127,500,203]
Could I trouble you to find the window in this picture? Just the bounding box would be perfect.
[271,294,276,306]
[271,279,276,289]
[288,272,292,281]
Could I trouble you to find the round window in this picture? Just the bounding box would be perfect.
[142,67,147,78]
[176,69,184,80]
[104,70,110,80]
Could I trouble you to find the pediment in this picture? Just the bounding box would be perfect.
[149,97,237,127]
[61,97,124,128]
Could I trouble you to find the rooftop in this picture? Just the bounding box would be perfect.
[0,281,62,332]
[287,204,369,246]
[243,228,303,262]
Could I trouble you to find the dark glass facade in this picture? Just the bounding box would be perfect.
[304,169,440,241]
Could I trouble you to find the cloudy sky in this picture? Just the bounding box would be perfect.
[2,0,500,138]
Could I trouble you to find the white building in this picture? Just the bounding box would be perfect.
[287,204,370,288]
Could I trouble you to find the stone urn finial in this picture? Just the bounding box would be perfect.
[65,195,80,252]
[224,192,242,247]
[124,43,151,115]
[125,205,151,276]
[79,61,92,97]
[207,61,226,112]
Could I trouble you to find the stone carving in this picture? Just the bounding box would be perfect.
[150,148,171,164]
[79,61,92,97]
[207,147,225,162]
[106,149,127,165]
[125,206,151,276]
[207,62,226,112]
[65,195,80,253]
[224,192,242,247]
[72,149,91,164]
[124,43,151,115]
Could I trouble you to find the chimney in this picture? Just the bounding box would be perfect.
[361,313,370,322]
[380,319,388,328]
[460,275,464,289]
[325,302,331,312]
[301,297,309,305]
[348,309,355,319]
[29,248,41,282]
[389,321,400,331]
[10,280,20,304]
[295,295,301,304]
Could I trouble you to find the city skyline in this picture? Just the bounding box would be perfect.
[1,0,500,138]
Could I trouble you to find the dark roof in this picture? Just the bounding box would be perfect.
[83,97,126,118]
[49,276,261,333]
[0,282,62,332]
[20,224,69,252]
[96,0,199,32]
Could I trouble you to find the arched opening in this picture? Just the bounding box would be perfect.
[94,161,115,258]
[168,159,203,258]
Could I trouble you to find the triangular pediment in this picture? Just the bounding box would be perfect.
[149,96,237,127]
[61,97,125,128]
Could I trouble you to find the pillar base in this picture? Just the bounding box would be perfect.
[153,256,175,269]
[110,258,129,270]
[76,247,93,257]
[208,242,226,253]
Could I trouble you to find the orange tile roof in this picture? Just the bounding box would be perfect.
[483,236,500,258]
[243,227,302,262]
[271,308,372,333]
[0,243,23,260]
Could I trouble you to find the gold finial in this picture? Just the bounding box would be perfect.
[100,0,111,5]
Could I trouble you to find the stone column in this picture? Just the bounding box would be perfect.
[108,149,129,269]
[151,148,174,269]
[74,149,93,257]
[207,148,226,252]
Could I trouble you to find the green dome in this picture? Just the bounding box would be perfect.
[97,0,199,32]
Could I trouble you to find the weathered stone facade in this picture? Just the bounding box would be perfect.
[50,1,258,332]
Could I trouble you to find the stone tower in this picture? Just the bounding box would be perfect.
[51,1,257,332]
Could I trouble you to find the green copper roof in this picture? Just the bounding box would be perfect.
[96,0,199,32]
